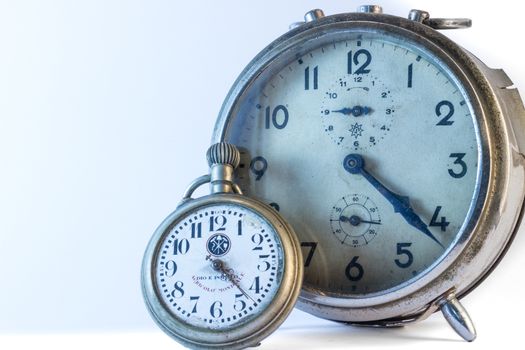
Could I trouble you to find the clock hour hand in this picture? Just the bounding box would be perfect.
[332,105,372,117]
[343,153,444,248]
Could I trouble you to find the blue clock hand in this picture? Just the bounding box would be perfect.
[332,105,372,117]
[343,153,444,248]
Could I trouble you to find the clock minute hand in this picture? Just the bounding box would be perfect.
[343,154,444,249]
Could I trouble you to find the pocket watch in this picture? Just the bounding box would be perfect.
[141,143,303,349]
[212,5,525,341]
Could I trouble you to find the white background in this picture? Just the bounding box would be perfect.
[1,0,524,348]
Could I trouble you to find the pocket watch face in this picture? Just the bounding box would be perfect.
[153,202,285,329]
[218,27,484,298]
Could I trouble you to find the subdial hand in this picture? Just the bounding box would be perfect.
[340,215,382,226]
[210,258,256,303]
[343,153,444,248]
[332,105,373,117]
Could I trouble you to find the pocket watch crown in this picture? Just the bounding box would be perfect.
[206,142,241,169]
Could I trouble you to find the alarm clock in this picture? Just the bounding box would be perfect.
[212,5,525,341]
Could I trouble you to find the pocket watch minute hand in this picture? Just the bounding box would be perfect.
[210,258,256,303]
[343,153,444,249]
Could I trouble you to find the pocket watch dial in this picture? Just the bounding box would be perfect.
[222,31,481,296]
[154,203,285,329]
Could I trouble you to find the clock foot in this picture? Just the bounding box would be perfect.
[440,292,476,342]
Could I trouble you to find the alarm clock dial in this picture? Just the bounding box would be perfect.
[221,30,481,297]
[154,203,285,329]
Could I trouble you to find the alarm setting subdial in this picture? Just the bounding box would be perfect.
[321,76,396,150]
[330,194,381,247]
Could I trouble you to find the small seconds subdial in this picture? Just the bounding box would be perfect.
[330,194,381,247]
[321,76,396,150]
[155,204,284,329]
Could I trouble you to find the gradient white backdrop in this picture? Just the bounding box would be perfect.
[1,1,524,348]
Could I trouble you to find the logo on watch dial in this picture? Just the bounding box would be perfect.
[206,234,231,257]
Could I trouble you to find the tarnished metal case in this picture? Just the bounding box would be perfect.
[141,194,303,349]
[212,12,525,325]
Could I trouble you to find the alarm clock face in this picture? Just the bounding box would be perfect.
[216,25,486,300]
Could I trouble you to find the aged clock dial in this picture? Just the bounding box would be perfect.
[222,32,479,295]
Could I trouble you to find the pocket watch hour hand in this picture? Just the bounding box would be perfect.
[211,258,256,303]
[343,153,444,248]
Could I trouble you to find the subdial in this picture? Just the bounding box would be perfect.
[330,194,381,247]
[321,76,396,150]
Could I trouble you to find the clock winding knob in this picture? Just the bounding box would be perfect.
[304,9,325,22]
[206,142,241,169]
[357,5,383,14]
[206,142,241,194]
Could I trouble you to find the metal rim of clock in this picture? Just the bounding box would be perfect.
[141,193,303,349]
[212,12,525,322]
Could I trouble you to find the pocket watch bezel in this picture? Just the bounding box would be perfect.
[141,193,303,349]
